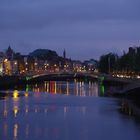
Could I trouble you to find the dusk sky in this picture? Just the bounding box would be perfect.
[0,0,140,60]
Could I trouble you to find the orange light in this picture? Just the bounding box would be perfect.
[24,92,29,97]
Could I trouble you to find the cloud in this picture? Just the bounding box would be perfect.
[0,0,140,30]
[0,0,140,60]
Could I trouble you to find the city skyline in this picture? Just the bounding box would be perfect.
[0,0,140,60]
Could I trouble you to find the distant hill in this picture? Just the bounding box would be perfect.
[29,49,58,60]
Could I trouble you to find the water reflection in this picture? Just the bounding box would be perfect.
[1,88,140,140]
[3,122,8,137]
[13,123,18,140]
[0,80,100,125]
[13,90,19,99]
[24,92,29,97]
[25,124,29,138]
[0,98,91,140]
[3,100,8,118]
[121,99,134,116]
[99,82,105,96]
[31,80,99,96]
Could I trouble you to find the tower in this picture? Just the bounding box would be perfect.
[6,45,14,60]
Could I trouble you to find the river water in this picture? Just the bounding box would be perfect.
[0,80,140,140]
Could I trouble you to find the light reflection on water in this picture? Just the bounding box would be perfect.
[0,97,91,140]
[30,80,99,97]
[0,81,140,140]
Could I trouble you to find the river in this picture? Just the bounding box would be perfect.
[0,80,140,140]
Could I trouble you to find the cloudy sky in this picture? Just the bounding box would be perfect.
[0,0,140,60]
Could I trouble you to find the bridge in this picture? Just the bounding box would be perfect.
[28,72,140,95]
[26,71,99,82]
[1,71,140,98]
[108,79,140,98]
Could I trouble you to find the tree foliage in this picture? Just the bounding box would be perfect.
[99,47,140,74]
[29,49,58,60]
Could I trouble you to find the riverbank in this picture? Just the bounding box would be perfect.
[121,99,140,118]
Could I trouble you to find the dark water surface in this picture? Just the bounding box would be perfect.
[0,80,140,140]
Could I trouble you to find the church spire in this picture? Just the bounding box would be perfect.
[6,45,14,60]
[63,49,66,59]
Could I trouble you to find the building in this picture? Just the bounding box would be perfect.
[6,46,14,60]
[84,59,98,72]
[0,52,6,75]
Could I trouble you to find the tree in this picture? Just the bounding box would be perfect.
[99,53,118,74]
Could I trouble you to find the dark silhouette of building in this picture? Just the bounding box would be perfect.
[6,46,14,60]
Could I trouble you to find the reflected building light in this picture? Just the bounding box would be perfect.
[47,82,49,92]
[82,81,84,86]
[54,82,57,94]
[76,82,79,96]
[25,108,28,114]
[89,81,91,88]
[79,81,84,96]
[66,81,69,95]
[80,84,82,96]
[35,107,38,113]
[13,106,19,117]
[95,83,99,97]
[44,81,47,91]
[80,81,82,87]
[64,107,67,118]
[3,100,8,117]
[4,109,8,118]
[13,123,18,140]
[35,109,37,113]
[4,122,8,137]
[13,90,19,99]
[25,124,29,138]
[90,83,93,96]
[24,92,29,97]
[25,106,29,114]
[82,87,85,96]
[50,81,57,94]
[44,108,48,113]
[37,88,40,92]
[82,81,86,96]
